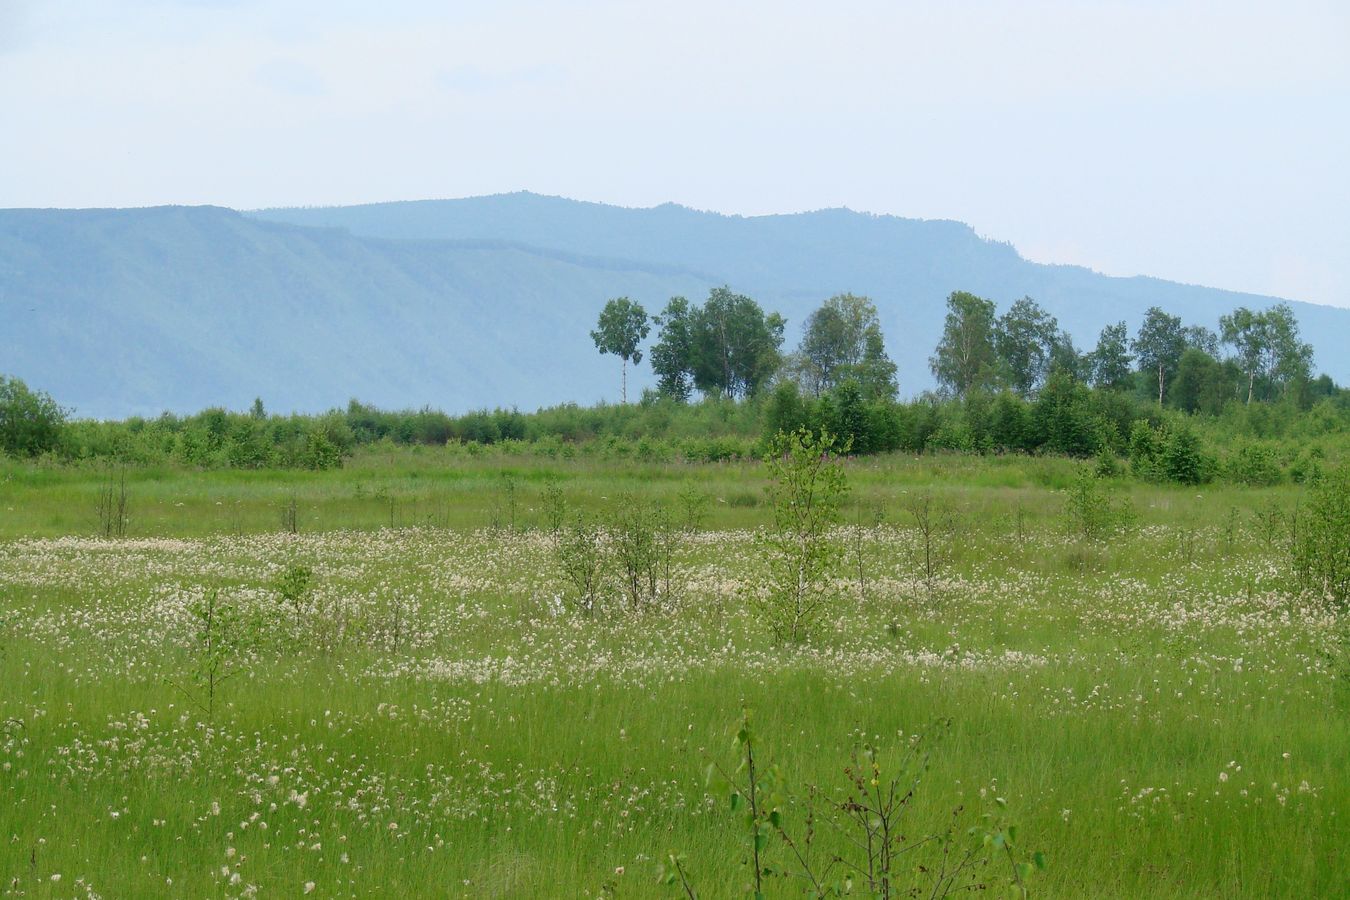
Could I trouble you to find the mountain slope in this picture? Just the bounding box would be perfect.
[2,195,1346,420]
[252,193,1350,391]
[0,206,714,418]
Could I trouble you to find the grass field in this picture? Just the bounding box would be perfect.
[1,448,1346,897]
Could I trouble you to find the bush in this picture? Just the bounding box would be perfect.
[1128,418,1161,479]
[1129,418,1215,485]
[1159,423,1215,485]
[1292,465,1350,608]
[1063,466,1134,541]
[0,376,66,457]
[555,514,607,616]
[1289,446,1325,485]
[1223,442,1283,486]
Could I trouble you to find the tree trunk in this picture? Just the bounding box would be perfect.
[1158,362,1165,406]
[621,357,628,404]
[1247,370,1254,405]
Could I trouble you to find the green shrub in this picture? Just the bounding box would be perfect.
[1063,466,1134,540]
[750,428,849,642]
[1158,423,1215,485]
[1289,446,1325,485]
[1128,418,1161,479]
[1292,465,1350,608]
[1130,418,1216,485]
[0,376,66,458]
[1223,442,1283,486]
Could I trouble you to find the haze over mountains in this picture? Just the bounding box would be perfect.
[2,192,1346,419]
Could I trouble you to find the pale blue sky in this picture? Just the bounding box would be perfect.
[2,0,1347,307]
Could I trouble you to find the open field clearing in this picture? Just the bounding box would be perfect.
[1,453,1347,897]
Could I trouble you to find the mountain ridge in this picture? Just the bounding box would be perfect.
[2,195,1346,419]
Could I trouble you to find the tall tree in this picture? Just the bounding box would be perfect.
[993,296,1059,397]
[649,297,695,401]
[1048,330,1088,382]
[1171,348,1233,415]
[1088,321,1134,390]
[590,297,650,403]
[1219,306,1267,404]
[930,291,998,398]
[1220,303,1313,403]
[1132,307,1186,405]
[1184,325,1220,357]
[688,287,785,399]
[854,323,898,400]
[798,294,880,395]
[1263,303,1313,400]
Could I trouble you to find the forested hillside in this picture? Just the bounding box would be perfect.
[0,206,712,417]
[253,193,1350,389]
[3,194,1348,418]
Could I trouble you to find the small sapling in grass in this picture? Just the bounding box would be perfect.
[96,463,129,538]
[555,513,608,616]
[670,711,1045,899]
[905,490,959,603]
[1253,498,1284,550]
[750,428,850,643]
[677,484,710,533]
[541,479,568,539]
[1222,505,1241,554]
[850,499,886,605]
[172,587,245,719]
[611,495,661,611]
[490,473,519,532]
[1062,465,1133,543]
[273,563,314,631]
[281,492,299,534]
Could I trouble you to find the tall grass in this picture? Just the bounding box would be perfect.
[0,452,1344,896]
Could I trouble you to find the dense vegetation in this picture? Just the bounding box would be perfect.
[4,293,1347,492]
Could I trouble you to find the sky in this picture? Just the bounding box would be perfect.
[2,0,1347,308]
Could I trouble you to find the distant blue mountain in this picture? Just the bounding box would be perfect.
[251,193,1350,392]
[2,194,1345,419]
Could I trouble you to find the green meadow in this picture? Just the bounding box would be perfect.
[1,448,1345,897]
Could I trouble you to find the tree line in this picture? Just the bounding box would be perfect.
[0,288,1344,476]
[592,287,1330,412]
[593,290,898,404]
